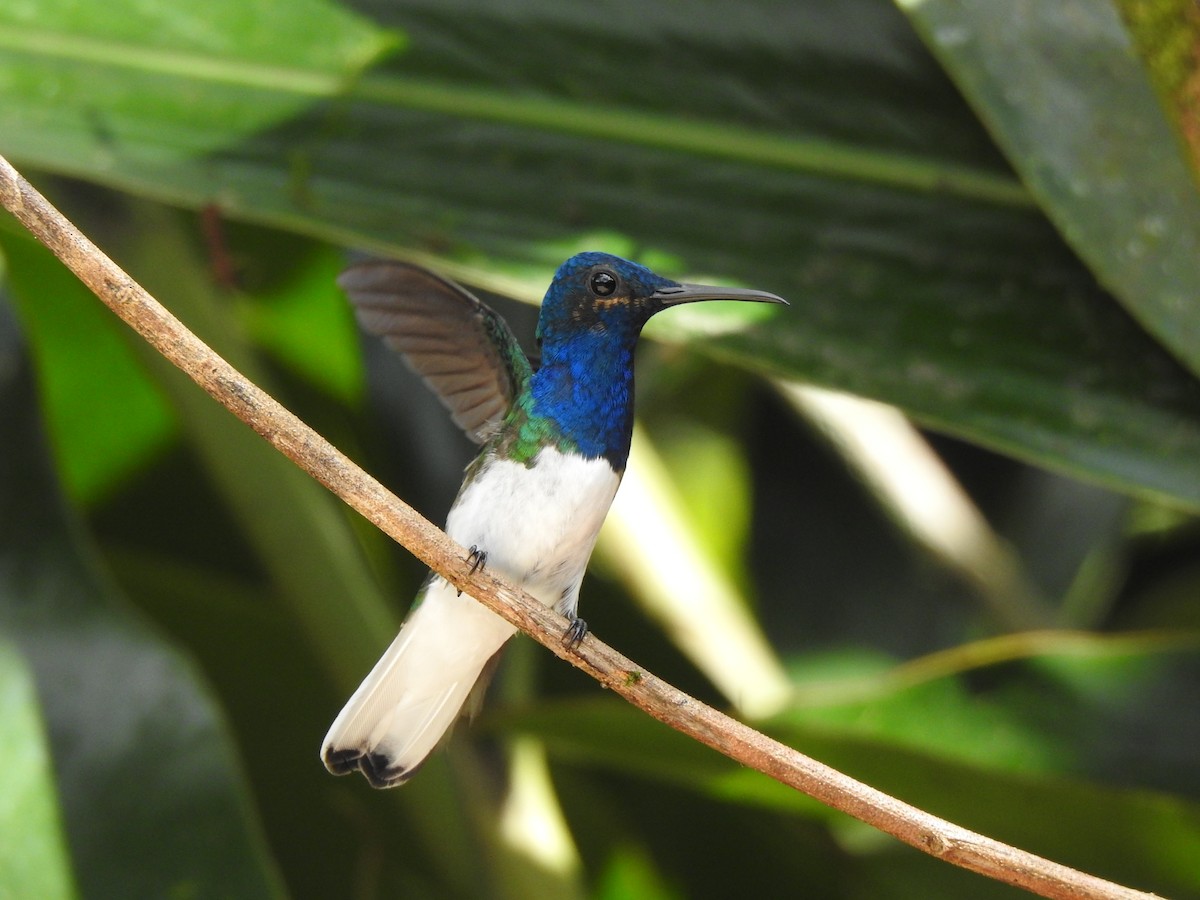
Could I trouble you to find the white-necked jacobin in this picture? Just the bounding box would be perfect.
[321,251,786,788]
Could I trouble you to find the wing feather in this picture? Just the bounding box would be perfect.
[339,261,533,444]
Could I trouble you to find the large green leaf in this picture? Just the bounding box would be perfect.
[2,0,1200,507]
[0,640,76,900]
[0,304,285,898]
[897,0,1200,378]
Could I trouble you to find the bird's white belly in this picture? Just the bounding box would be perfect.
[444,448,621,614]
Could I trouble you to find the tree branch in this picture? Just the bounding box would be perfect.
[0,154,1157,900]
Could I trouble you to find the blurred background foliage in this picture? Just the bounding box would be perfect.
[2,0,1200,897]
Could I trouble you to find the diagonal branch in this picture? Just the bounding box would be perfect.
[0,154,1155,900]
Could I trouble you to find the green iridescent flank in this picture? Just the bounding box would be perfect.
[491,394,579,466]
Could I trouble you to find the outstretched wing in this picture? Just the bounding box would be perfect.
[339,261,533,445]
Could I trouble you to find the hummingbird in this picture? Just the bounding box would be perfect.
[321,251,786,787]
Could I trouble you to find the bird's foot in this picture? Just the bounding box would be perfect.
[562,617,588,649]
[459,545,489,595]
[467,545,488,574]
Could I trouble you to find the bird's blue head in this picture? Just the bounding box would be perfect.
[536,252,682,347]
[522,252,785,470]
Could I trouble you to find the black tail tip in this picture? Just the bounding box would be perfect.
[322,747,365,776]
[322,746,415,789]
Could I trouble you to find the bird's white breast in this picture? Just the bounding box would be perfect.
[444,448,621,615]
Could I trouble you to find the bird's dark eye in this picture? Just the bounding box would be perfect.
[590,270,618,296]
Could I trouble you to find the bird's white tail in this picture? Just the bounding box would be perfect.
[321,579,516,787]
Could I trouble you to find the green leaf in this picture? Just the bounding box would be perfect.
[0,640,77,900]
[4,0,1200,508]
[115,201,396,690]
[503,694,1200,897]
[502,632,1200,895]
[780,634,1200,787]
[236,243,365,403]
[594,845,682,900]
[0,0,396,163]
[0,305,285,898]
[3,206,392,689]
[0,231,177,505]
[896,0,1200,378]
[97,201,515,897]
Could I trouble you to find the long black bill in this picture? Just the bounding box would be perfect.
[651,283,789,307]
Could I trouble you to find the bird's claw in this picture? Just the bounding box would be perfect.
[459,545,489,595]
[466,545,488,574]
[562,617,588,650]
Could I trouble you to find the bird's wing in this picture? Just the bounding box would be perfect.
[339,260,533,445]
